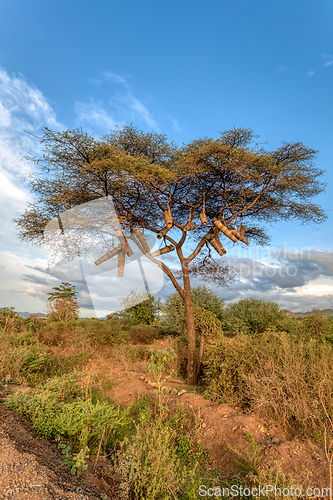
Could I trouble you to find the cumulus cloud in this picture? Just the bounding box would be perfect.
[0,68,62,311]
[216,248,333,311]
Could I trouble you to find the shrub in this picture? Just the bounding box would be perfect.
[221,298,285,335]
[203,331,333,437]
[0,341,51,385]
[108,289,161,326]
[115,420,202,500]
[302,309,333,338]
[5,373,132,452]
[163,286,224,335]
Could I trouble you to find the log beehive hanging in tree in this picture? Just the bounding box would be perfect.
[206,233,226,256]
[123,236,133,257]
[114,227,133,257]
[117,249,125,277]
[199,192,208,225]
[212,219,238,243]
[163,205,173,228]
[157,226,171,239]
[184,221,196,232]
[231,228,249,245]
[150,244,175,257]
[133,227,150,254]
[239,225,247,236]
[199,212,208,225]
[94,245,122,266]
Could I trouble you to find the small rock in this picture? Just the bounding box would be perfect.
[271,437,280,445]
[144,378,149,383]
[222,414,228,418]
[139,375,145,380]
[177,389,186,396]
[202,423,207,429]
[161,386,166,392]
[171,388,178,395]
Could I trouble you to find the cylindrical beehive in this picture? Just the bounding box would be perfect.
[231,229,249,245]
[239,225,247,236]
[94,245,122,266]
[123,236,133,257]
[133,227,150,254]
[150,245,175,257]
[199,212,208,225]
[157,226,171,239]
[163,205,173,228]
[117,250,125,277]
[114,227,133,257]
[212,219,238,243]
[184,221,196,232]
[208,237,227,256]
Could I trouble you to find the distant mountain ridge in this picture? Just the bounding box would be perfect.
[282,308,333,318]
[17,312,46,318]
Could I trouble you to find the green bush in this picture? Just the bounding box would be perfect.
[163,286,224,335]
[108,290,161,326]
[0,341,51,385]
[5,373,133,452]
[116,419,208,500]
[301,309,333,338]
[221,298,286,335]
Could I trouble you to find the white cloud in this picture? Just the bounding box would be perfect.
[102,71,129,87]
[75,98,119,131]
[0,68,63,311]
[306,70,315,76]
[75,71,160,133]
[322,54,333,67]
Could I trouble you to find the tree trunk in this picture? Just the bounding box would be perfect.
[182,265,198,386]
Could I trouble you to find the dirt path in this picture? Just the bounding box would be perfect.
[0,385,116,500]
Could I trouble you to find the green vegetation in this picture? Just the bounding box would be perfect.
[107,289,161,326]
[15,125,326,385]
[47,282,79,322]
[1,296,333,497]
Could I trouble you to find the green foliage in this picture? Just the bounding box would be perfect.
[163,286,224,334]
[228,433,262,475]
[221,298,286,335]
[58,442,89,476]
[116,420,205,500]
[0,341,50,385]
[47,282,78,301]
[113,290,161,326]
[146,347,177,414]
[302,309,333,338]
[4,373,132,451]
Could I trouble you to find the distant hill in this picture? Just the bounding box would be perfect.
[282,308,333,318]
[17,312,46,319]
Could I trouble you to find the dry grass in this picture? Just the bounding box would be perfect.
[204,331,333,438]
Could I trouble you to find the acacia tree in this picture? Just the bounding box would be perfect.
[47,282,79,322]
[15,126,326,384]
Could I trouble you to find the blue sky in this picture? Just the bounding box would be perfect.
[0,0,332,314]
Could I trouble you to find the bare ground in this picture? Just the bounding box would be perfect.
[0,358,331,498]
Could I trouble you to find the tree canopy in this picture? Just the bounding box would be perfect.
[15,125,326,384]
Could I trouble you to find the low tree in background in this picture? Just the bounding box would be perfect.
[47,282,79,322]
[107,289,160,325]
[15,126,326,384]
